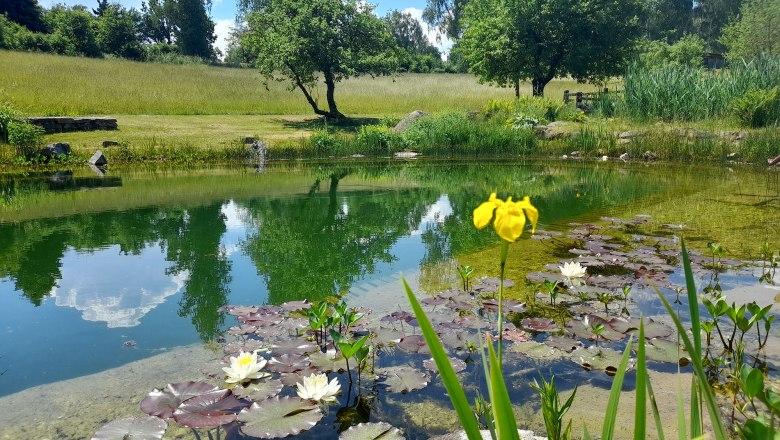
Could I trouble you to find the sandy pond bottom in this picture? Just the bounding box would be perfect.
[0,340,702,440]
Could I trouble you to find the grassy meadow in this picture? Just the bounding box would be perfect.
[1,50,608,117]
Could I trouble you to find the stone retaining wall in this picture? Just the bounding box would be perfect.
[28,117,118,134]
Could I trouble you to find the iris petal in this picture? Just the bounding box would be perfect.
[493,201,526,242]
[473,193,502,229]
[518,196,539,233]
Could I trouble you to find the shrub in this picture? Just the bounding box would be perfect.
[8,120,44,158]
[731,87,780,128]
[310,130,340,154]
[355,125,403,155]
[0,102,22,144]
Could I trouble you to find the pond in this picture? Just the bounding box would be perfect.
[0,159,778,439]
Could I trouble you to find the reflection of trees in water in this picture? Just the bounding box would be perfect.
[0,204,230,341]
[242,174,438,304]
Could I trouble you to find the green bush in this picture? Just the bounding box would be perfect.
[8,120,44,158]
[731,87,780,128]
[0,102,22,144]
[355,125,403,155]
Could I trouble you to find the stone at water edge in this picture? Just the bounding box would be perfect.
[243,136,257,144]
[102,140,120,148]
[89,150,108,166]
[619,152,630,160]
[38,142,71,159]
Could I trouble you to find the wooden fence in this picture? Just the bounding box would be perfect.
[563,88,622,111]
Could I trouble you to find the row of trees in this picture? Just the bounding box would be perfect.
[0,0,216,60]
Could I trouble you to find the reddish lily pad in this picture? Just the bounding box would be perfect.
[172,389,248,428]
[270,339,318,356]
[237,396,323,439]
[140,381,219,419]
[340,422,405,440]
[607,317,673,339]
[308,349,348,373]
[521,317,559,333]
[280,367,321,387]
[378,366,429,393]
[224,340,270,356]
[93,416,167,440]
[397,335,430,354]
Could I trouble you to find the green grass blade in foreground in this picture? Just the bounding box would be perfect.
[403,277,482,440]
[645,372,665,440]
[601,335,634,440]
[486,340,521,440]
[676,372,687,440]
[690,376,702,438]
[655,287,728,439]
[634,320,647,440]
[681,239,702,355]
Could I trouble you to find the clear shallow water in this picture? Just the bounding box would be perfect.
[0,160,777,411]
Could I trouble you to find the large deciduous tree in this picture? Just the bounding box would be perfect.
[458,0,644,97]
[720,0,780,60]
[385,10,443,72]
[0,0,47,33]
[694,0,744,52]
[242,0,397,120]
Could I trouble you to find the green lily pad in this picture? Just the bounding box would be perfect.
[308,349,348,373]
[608,317,673,339]
[232,378,284,401]
[570,346,631,375]
[92,416,167,440]
[510,341,566,360]
[340,422,405,440]
[378,366,429,393]
[423,357,467,374]
[645,339,690,365]
[238,396,323,439]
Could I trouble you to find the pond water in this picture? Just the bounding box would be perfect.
[0,159,778,439]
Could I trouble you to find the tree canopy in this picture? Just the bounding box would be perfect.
[242,0,397,119]
[721,0,780,61]
[385,10,443,73]
[458,0,644,96]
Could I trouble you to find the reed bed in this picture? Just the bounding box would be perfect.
[621,56,780,122]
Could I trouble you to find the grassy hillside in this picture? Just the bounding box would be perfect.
[0,50,609,116]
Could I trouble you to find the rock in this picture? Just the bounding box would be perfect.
[243,136,256,144]
[536,121,574,140]
[393,110,430,133]
[394,151,420,158]
[726,152,740,159]
[618,130,646,139]
[619,152,630,160]
[89,150,108,166]
[640,150,658,161]
[102,140,119,148]
[601,155,609,161]
[569,150,581,157]
[248,140,267,156]
[28,117,118,134]
[38,142,71,160]
[350,154,365,158]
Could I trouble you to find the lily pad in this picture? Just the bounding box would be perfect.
[397,335,430,354]
[172,389,248,428]
[237,396,323,439]
[645,339,690,365]
[521,317,559,333]
[224,340,270,356]
[607,317,673,339]
[340,422,405,440]
[510,341,566,360]
[280,367,321,387]
[502,325,529,343]
[570,346,630,375]
[378,366,429,393]
[267,353,310,373]
[239,312,284,327]
[543,336,583,353]
[232,379,284,402]
[140,381,219,419]
[92,416,167,440]
[371,328,405,346]
[270,339,318,356]
[482,299,525,314]
[423,357,467,374]
[308,349,348,373]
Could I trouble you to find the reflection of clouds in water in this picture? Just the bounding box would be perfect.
[49,245,187,328]
[411,195,453,236]
[221,201,254,257]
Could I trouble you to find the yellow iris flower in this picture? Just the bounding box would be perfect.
[473,193,538,242]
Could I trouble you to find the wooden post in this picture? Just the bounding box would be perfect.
[576,92,583,109]
[563,90,570,104]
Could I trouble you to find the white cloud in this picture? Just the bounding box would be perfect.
[213,18,236,58]
[401,7,454,58]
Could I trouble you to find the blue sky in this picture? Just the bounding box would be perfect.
[37,0,451,55]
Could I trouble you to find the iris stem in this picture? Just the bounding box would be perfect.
[498,241,509,365]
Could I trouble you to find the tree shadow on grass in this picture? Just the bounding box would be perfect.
[278,117,383,134]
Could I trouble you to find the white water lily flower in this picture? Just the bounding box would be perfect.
[583,315,590,328]
[222,351,269,384]
[296,373,341,403]
[559,261,587,283]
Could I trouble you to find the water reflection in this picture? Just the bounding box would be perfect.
[0,160,754,396]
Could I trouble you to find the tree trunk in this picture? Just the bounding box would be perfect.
[531,78,547,97]
[323,71,345,121]
[514,79,520,98]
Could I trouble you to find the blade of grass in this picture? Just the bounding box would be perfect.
[601,334,634,440]
[486,340,521,440]
[676,373,687,440]
[655,286,729,439]
[681,239,701,355]
[404,277,482,440]
[634,320,647,440]
[646,374,665,440]
[690,376,702,438]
